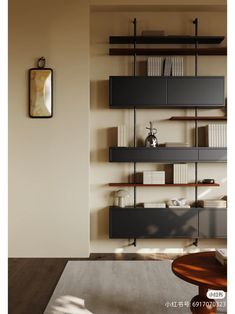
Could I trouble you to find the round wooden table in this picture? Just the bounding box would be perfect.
[172,252,227,314]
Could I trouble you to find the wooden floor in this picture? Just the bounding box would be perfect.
[9,253,178,314]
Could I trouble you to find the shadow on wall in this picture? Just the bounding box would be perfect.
[90,127,117,162]
[90,206,109,241]
[90,80,109,110]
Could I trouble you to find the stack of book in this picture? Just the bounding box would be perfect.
[171,57,184,76]
[147,56,184,76]
[173,164,188,184]
[147,57,163,76]
[168,204,190,208]
[117,125,127,147]
[144,202,166,208]
[143,171,165,184]
[202,199,227,208]
[215,249,227,266]
[206,124,227,147]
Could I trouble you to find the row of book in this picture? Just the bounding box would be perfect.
[143,171,165,184]
[173,164,188,184]
[143,203,191,208]
[147,56,184,76]
[143,202,226,209]
[205,124,227,147]
[117,125,128,147]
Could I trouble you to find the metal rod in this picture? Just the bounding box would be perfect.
[193,18,199,209]
[133,18,137,207]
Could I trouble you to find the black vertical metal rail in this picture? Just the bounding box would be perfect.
[193,18,199,246]
[133,18,137,208]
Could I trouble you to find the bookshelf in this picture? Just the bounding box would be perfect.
[108,18,227,243]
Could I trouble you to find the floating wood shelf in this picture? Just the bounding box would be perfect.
[109,183,220,187]
[109,35,225,45]
[109,48,227,56]
[169,116,227,121]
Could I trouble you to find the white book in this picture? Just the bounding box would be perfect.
[168,205,191,208]
[144,203,166,208]
[117,126,121,146]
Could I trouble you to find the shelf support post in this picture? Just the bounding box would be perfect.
[133,18,137,207]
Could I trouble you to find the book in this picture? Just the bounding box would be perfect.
[205,124,227,147]
[163,57,172,76]
[144,203,166,208]
[168,205,191,208]
[143,171,165,184]
[117,125,127,147]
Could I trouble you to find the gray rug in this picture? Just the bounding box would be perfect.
[44,261,227,314]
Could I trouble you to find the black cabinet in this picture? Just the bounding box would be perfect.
[199,208,227,238]
[109,207,198,238]
[198,148,227,162]
[109,147,227,163]
[110,76,167,108]
[109,76,224,108]
[167,77,224,107]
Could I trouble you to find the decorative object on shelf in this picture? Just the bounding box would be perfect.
[201,179,215,184]
[167,198,189,208]
[29,57,53,118]
[145,121,158,147]
[114,190,130,207]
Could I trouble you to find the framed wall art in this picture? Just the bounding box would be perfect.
[29,57,53,118]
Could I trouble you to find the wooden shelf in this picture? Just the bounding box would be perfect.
[169,116,227,121]
[109,48,227,56]
[109,35,225,45]
[109,183,220,187]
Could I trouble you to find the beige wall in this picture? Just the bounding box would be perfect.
[90,9,227,253]
[9,0,90,257]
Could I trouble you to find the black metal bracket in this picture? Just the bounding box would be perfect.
[128,238,137,247]
[192,238,199,247]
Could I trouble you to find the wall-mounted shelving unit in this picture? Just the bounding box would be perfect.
[108,18,227,243]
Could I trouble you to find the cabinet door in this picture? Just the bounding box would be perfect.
[109,76,167,108]
[167,77,224,107]
[109,207,198,238]
[199,208,227,238]
[109,147,198,163]
[198,148,227,162]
